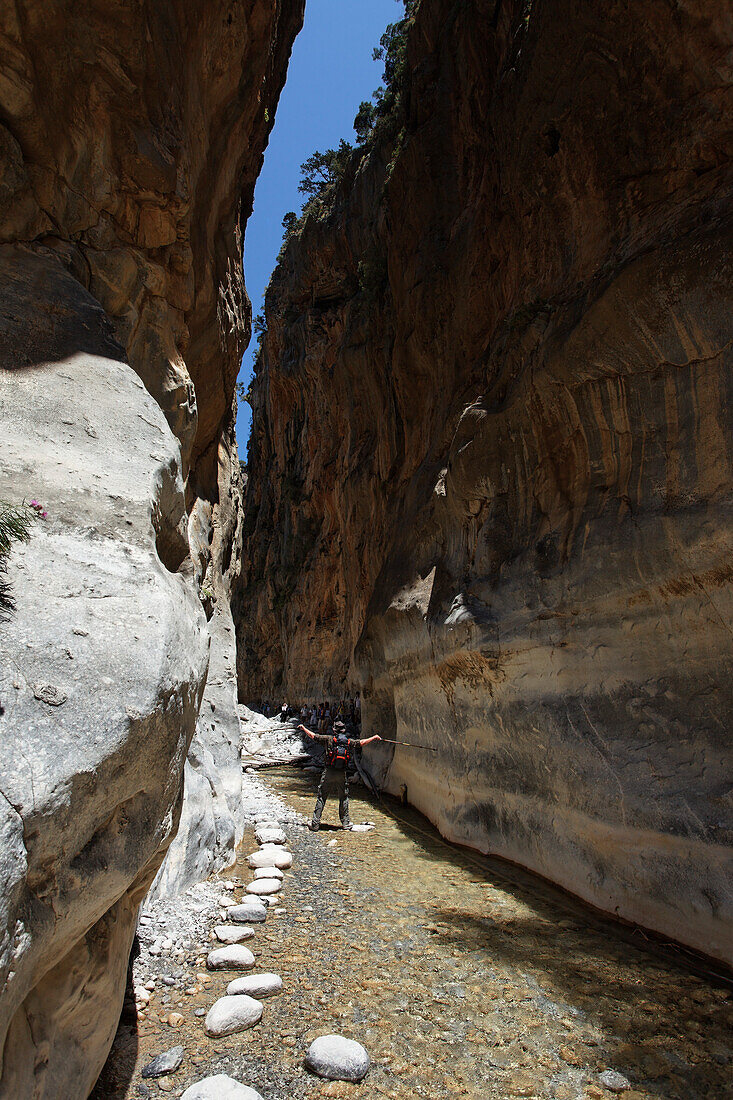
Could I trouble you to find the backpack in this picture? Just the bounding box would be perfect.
[326,732,351,769]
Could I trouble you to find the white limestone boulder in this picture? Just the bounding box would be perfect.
[207,945,255,970]
[204,995,262,1037]
[227,973,283,998]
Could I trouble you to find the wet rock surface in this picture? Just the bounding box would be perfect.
[93,767,732,1100]
[305,1034,370,1081]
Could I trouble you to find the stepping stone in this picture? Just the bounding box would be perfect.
[253,865,284,880]
[214,924,254,944]
[255,826,287,845]
[246,878,281,896]
[228,901,267,923]
[204,995,263,1037]
[181,1073,263,1099]
[598,1071,632,1093]
[248,847,292,870]
[305,1034,370,1082]
[254,819,280,830]
[207,945,255,971]
[141,1045,184,1079]
[227,973,283,998]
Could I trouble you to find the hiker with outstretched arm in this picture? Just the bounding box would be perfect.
[298,719,381,831]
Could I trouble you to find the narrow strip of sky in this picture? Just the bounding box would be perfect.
[237,0,400,447]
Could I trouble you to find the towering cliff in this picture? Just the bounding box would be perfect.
[237,0,733,966]
[0,1,303,1095]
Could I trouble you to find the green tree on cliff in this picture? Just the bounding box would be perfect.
[298,140,354,200]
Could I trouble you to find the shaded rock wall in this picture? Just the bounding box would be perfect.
[0,248,208,1098]
[237,0,733,965]
[0,0,303,1094]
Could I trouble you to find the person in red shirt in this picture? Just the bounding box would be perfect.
[298,719,381,830]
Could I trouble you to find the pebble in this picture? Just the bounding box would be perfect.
[161,976,175,987]
[248,847,292,870]
[180,1074,264,1100]
[246,878,281,896]
[140,1046,184,1079]
[204,995,263,1037]
[226,973,283,998]
[350,823,374,832]
[166,1012,184,1028]
[598,1070,632,1092]
[255,826,287,845]
[253,865,284,880]
[305,1034,371,1082]
[207,945,255,971]
[214,924,255,944]
[228,901,267,924]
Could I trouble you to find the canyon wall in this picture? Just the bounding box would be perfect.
[0,1,303,1095]
[237,0,733,966]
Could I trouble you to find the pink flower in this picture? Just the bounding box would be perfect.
[30,500,39,508]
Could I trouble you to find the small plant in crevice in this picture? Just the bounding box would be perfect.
[0,500,43,619]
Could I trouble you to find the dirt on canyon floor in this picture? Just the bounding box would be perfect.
[93,766,733,1100]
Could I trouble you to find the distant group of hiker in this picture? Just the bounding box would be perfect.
[257,695,377,831]
[260,696,362,731]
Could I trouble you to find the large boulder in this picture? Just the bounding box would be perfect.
[0,247,209,1098]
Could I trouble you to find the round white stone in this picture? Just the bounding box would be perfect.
[248,847,292,870]
[246,878,281,896]
[253,865,284,880]
[227,973,283,998]
[206,945,255,971]
[204,995,262,1037]
[598,1071,632,1093]
[214,924,254,944]
[255,826,287,846]
[228,901,267,923]
[245,844,290,871]
[305,1034,371,1082]
[181,1076,263,1100]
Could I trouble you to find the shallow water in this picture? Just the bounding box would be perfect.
[96,765,732,1099]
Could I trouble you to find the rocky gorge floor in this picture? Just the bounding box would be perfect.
[92,721,732,1100]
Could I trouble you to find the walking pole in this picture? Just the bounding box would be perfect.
[378,738,439,751]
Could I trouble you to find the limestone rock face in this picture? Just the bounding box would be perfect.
[237,0,733,965]
[0,248,209,1098]
[0,0,304,1093]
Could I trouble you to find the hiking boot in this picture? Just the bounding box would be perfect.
[342,823,353,831]
[309,822,320,831]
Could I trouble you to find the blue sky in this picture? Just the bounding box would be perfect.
[236,0,401,446]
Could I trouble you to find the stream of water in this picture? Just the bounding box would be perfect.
[96,765,732,1099]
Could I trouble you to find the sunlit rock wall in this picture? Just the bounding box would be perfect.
[0,0,304,1094]
[237,0,733,965]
